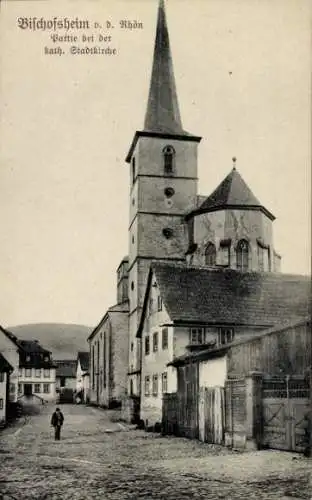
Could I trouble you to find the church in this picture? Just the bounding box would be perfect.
[87,0,310,423]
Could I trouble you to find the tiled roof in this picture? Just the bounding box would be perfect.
[77,351,89,371]
[0,352,13,373]
[137,262,311,335]
[17,340,50,354]
[189,168,275,220]
[55,360,77,378]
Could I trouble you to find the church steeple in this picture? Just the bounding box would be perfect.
[126,0,200,163]
[144,0,184,135]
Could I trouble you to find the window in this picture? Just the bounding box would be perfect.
[162,372,168,393]
[163,145,175,174]
[132,157,136,184]
[220,240,231,267]
[25,368,32,378]
[157,296,162,311]
[130,379,134,395]
[26,355,31,362]
[0,372,4,383]
[145,336,150,355]
[34,383,41,393]
[144,376,150,396]
[92,344,95,390]
[10,383,15,394]
[236,239,249,271]
[35,369,41,378]
[153,332,158,352]
[18,383,22,394]
[152,375,158,396]
[164,187,175,198]
[18,368,22,377]
[130,342,134,352]
[257,242,269,272]
[218,328,234,346]
[148,297,153,315]
[60,377,66,388]
[0,399,3,410]
[162,328,168,350]
[190,328,205,344]
[205,242,216,266]
[162,228,173,239]
[103,332,107,389]
[44,369,50,378]
[43,383,50,394]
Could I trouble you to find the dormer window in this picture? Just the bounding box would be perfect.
[163,145,175,175]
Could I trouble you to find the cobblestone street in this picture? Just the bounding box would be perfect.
[0,404,311,499]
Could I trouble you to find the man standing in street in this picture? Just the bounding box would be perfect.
[51,407,64,441]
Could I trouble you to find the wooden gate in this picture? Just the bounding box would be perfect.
[262,376,310,452]
[198,386,225,444]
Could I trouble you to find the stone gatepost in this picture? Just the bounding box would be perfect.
[245,371,263,450]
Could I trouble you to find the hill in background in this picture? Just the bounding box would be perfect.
[8,323,93,360]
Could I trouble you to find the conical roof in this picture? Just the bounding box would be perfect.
[194,168,275,220]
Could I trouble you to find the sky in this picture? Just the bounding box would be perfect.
[0,0,311,328]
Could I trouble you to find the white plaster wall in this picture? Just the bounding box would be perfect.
[199,356,227,388]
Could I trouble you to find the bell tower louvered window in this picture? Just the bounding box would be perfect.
[163,145,175,174]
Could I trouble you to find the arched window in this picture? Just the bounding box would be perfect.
[163,145,175,174]
[205,242,216,266]
[236,239,249,271]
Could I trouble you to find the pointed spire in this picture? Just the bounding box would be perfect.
[144,0,185,135]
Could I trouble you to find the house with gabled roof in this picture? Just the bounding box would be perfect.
[17,339,56,403]
[0,325,22,403]
[0,353,13,426]
[137,262,311,426]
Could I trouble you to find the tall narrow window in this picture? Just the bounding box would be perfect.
[257,244,264,271]
[152,374,158,396]
[236,239,249,271]
[144,376,150,396]
[162,372,168,393]
[163,145,175,175]
[92,345,95,390]
[145,336,150,355]
[205,243,216,266]
[157,296,162,311]
[103,333,107,389]
[132,157,136,185]
[162,328,168,350]
[153,332,159,352]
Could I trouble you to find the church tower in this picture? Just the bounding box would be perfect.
[125,0,201,395]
